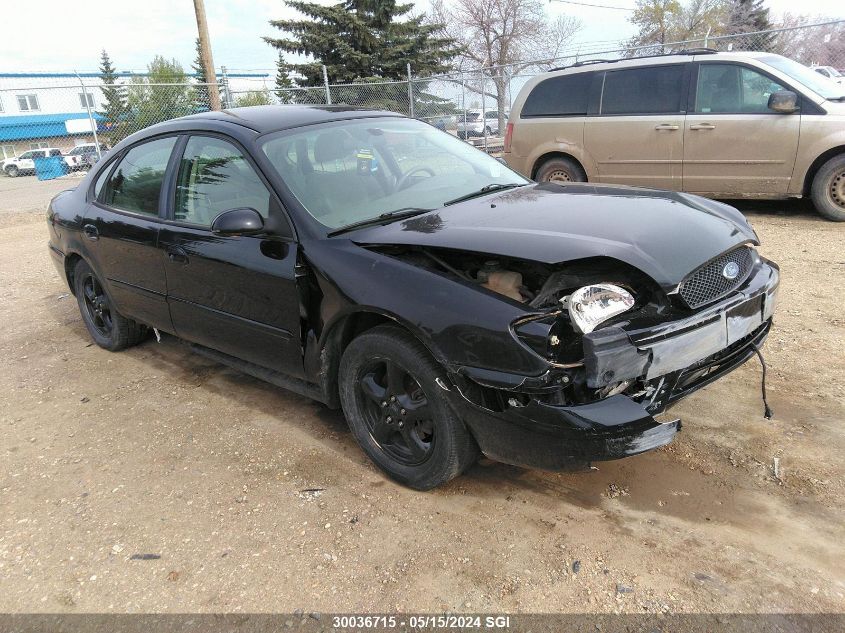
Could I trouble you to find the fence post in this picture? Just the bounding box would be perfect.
[75,72,102,162]
[461,76,467,141]
[704,26,711,48]
[480,67,487,152]
[407,63,414,118]
[221,66,230,108]
[322,65,332,105]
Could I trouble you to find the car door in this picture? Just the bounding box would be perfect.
[583,63,688,190]
[683,62,801,196]
[157,134,303,377]
[82,135,179,331]
[20,150,39,170]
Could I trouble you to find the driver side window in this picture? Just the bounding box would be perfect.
[696,64,787,114]
[174,136,272,226]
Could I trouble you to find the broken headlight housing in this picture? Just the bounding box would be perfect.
[566,284,635,334]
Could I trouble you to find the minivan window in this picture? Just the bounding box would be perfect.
[101,136,178,216]
[761,54,844,100]
[696,64,787,113]
[601,65,685,115]
[522,72,591,117]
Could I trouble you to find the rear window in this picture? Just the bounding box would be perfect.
[522,72,592,117]
[601,64,686,115]
[463,112,480,121]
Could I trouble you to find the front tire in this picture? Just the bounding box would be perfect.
[5,165,19,177]
[339,325,479,490]
[73,260,147,351]
[811,154,845,221]
[535,156,587,184]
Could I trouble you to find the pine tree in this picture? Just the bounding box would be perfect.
[264,0,459,86]
[725,0,774,51]
[97,49,128,142]
[191,38,212,110]
[274,52,295,103]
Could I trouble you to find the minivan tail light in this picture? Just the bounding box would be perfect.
[504,122,513,153]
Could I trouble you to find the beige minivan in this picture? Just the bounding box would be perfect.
[504,51,845,221]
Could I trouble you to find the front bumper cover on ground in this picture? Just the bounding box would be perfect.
[452,260,779,471]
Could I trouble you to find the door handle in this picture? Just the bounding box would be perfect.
[82,224,98,241]
[690,123,716,130]
[654,124,679,131]
[166,245,189,264]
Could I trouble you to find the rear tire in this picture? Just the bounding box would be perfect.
[5,165,19,177]
[811,154,845,222]
[535,157,587,184]
[339,325,479,490]
[73,260,147,351]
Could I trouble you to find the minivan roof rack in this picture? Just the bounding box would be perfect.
[548,48,720,72]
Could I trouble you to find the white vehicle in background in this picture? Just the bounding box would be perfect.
[812,65,844,85]
[65,143,109,171]
[2,148,74,177]
[456,109,507,138]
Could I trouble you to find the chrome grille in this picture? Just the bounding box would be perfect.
[678,247,754,309]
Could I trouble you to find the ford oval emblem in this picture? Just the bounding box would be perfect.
[722,261,740,280]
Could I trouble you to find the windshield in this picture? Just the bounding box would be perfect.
[261,117,528,230]
[760,55,845,99]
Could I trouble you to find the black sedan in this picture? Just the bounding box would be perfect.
[47,106,780,490]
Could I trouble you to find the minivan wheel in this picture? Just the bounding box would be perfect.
[339,325,479,490]
[73,260,147,351]
[535,157,586,184]
[5,165,19,178]
[811,154,845,222]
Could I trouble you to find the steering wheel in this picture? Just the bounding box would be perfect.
[396,166,436,191]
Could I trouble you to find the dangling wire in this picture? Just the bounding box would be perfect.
[751,343,773,420]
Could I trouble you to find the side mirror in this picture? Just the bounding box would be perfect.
[211,207,264,236]
[768,90,799,113]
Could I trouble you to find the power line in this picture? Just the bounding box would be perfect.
[549,0,635,11]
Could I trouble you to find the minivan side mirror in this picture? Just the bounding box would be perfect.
[211,207,265,236]
[768,90,799,113]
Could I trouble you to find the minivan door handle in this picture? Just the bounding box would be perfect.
[82,224,99,241]
[690,123,716,130]
[654,123,679,131]
[165,245,189,264]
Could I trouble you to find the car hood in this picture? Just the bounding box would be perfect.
[349,183,758,290]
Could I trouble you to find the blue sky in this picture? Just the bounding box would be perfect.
[2,0,842,74]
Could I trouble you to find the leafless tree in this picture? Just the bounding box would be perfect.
[430,0,581,132]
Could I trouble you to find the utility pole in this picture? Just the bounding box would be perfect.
[193,0,222,111]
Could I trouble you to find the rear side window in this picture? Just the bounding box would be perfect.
[102,136,177,216]
[601,65,685,115]
[522,72,592,117]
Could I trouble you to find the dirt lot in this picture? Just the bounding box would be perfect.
[0,174,843,615]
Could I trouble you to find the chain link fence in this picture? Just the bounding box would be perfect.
[2,20,843,178]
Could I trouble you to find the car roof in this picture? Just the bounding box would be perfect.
[175,105,404,134]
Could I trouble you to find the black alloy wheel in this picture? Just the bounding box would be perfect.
[358,357,436,466]
[339,325,479,489]
[73,260,147,351]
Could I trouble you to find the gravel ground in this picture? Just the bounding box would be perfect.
[0,175,843,615]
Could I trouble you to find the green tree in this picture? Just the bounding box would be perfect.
[264,0,460,86]
[725,0,774,50]
[191,37,212,110]
[124,56,193,137]
[97,49,129,142]
[274,52,296,103]
[234,89,273,107]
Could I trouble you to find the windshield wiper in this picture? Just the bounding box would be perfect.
[443,182,524,206]
[327,207,434,237]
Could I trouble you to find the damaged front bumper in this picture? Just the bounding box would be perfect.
[449,259,779,471]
